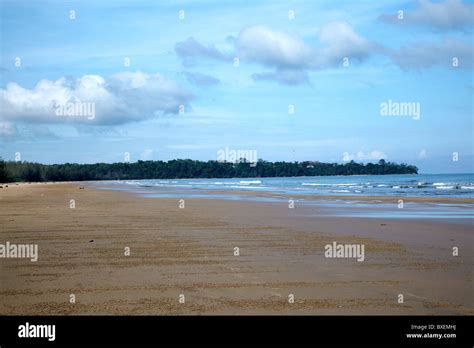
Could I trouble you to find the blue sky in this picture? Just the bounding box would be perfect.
[0,0,473,173]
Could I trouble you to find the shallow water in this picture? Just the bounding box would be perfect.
[111,173,474,198]
[94,173,474,220]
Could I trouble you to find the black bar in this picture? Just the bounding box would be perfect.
[0,316,472,346]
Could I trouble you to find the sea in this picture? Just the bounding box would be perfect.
[97,173,474,219]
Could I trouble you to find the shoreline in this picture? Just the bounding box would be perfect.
[1,182,472,315]
[4,180,474,204]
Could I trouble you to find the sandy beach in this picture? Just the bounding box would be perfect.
[0,182,472,315]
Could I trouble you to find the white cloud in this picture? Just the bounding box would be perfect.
[173,15,471,87]
[235,23,376,84]
[237,25,314,68]
[317,21,375,67]
[388,39,473,69]
[344,150,387,161]
[174,23,374,85]
[237,23,373,70]
[380,0,474,30]
[0,71,193,127]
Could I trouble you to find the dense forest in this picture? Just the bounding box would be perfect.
[0,158,418,183]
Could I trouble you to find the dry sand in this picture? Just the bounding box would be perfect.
[0,182,472,315]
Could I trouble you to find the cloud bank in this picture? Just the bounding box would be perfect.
[380,0,474,30]
[0,71,193,126]
[173,1,473,85]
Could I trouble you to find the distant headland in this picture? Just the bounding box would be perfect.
[0,158,418,182]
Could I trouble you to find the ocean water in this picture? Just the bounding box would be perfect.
[97,174,474,219]
[110,173,474,199]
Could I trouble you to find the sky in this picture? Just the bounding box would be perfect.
[0,0,473,173]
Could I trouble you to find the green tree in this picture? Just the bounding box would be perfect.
[0,158,11,182]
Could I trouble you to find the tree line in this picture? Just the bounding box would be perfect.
[0,158,418,183]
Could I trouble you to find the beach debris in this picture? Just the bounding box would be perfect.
[0,186,3,188]
[79,186,84,189]
[89,240,94,243]
[380,223,387,226]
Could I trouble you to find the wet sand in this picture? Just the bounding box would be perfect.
[0,182,472,315]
